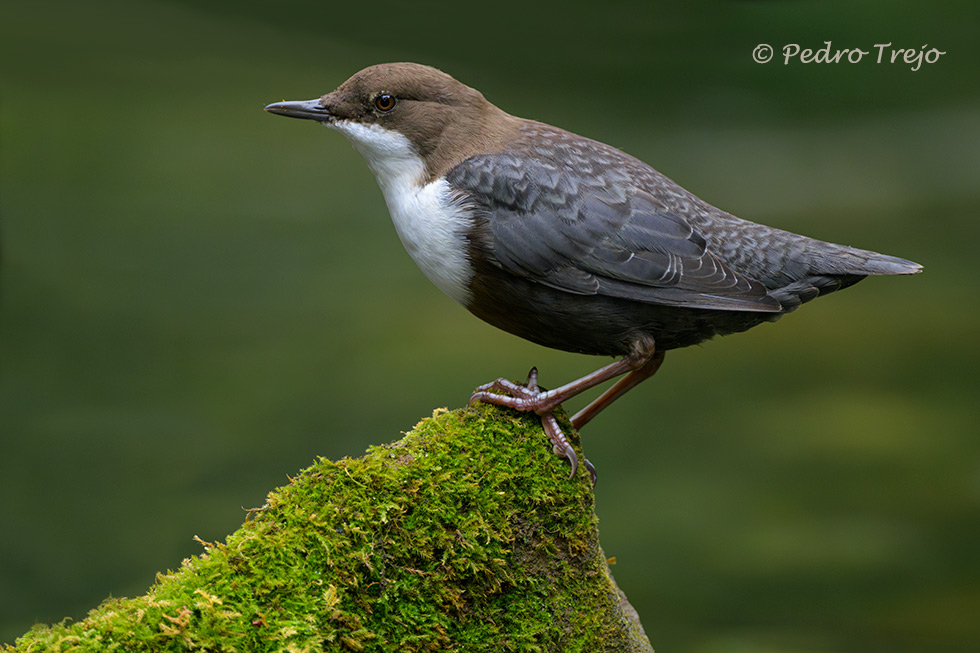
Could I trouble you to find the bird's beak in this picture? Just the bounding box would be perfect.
[264,99,333,122]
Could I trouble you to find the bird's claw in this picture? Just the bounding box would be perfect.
[469,367,597,486]
[584,458,597,486]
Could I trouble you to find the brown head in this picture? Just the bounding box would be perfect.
[265,63,521,181]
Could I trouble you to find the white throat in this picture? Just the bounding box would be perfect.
[328,120,473,305]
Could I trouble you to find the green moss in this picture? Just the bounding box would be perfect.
[7,405,652,652]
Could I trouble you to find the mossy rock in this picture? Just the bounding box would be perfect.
[7,405,652,652]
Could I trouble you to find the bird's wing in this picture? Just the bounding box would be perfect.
[447,151,782,313]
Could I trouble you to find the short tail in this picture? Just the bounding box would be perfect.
[810,243,923,277]
[770,244,922,311]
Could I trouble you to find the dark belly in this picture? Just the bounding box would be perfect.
[465,264,782,356]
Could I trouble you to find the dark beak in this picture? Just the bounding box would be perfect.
[264,99,332,121]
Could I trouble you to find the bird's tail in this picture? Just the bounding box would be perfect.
[812,243,923,277]
[770,242,921,311]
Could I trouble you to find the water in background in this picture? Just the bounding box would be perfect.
[2,1,978,650]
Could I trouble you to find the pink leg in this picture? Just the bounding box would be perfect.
[571,350,665,430]
[468,340,661,484]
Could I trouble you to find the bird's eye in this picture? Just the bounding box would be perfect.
[374,94,396,112]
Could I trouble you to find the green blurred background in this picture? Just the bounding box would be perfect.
[2,0,978,650]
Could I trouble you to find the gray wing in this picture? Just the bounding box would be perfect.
[447,151,782,313]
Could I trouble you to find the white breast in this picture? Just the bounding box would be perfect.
[328,120,474,305]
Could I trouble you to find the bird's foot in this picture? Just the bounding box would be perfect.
[469,367,596,485]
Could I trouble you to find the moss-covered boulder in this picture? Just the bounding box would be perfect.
[7,405,652,652]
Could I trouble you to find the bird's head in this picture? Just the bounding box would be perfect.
[265,62,517,181]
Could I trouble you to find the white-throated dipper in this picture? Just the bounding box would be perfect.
[265,62,922,484]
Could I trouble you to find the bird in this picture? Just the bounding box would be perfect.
[264,62,922,484]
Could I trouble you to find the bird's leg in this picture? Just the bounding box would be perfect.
[571,350,666,430]
[468,341,659,484]
[524,367,584,485]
